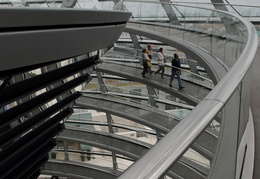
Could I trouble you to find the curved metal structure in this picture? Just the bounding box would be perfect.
[0,1,258,179]
[97,60,211,103]
[45,127,210,178]
[77,93,218,159]
[44,160,121,179]
[116,1,258,179]
[0,7,131,179]
[0,8,131,72]
[124,25,229,84]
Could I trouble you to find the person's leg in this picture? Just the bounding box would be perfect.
[161,66,165,78]
[141,64,145,75]
[149,66,153,74]
[176,71,184,89]
[142,63,148,77]
[145,64,148,73]
[148,66,152,74]
[155,66,162,74]
[169,71,175,86]
[141,63,146,76]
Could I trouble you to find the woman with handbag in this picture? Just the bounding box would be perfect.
[141,49,149,78]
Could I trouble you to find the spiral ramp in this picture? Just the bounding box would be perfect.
[42,22,233,179]
[0,2,258,179]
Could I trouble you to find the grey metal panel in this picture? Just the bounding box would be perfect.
[169,159,207,179]
[58,127,151,159]
[61,0,77,8]
[210,0,228,12]
[129,34,142,50]
[96,72,108,93]
[187,60,200,75]
[42,160,120,179]
[113,46,137,56]
[66,119,156,135]
[160,0,181,25]
[146,85,157,107]
[82,90,194,109]
[167,171,184,179]
[0,25,126,71]
[0,7,131,28]
[179,157,209,176]
[0,8,131,71]
[43,157,207,179]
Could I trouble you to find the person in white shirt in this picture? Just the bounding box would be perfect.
[155,48,166,78]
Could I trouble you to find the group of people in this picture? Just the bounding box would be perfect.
[141,44,153,78]
[141,44,185,90]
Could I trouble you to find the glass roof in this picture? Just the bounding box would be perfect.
[171,0,258,6]
[1,0,260,20]
[169,1,260,19]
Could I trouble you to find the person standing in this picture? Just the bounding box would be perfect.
[141,48,149,78]
[169,53,185,90]
[155,47,166,78]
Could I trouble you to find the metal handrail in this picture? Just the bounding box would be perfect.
[118,1,258,178]
[102,48,213,83]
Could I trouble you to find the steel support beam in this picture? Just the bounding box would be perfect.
[160,0,181,25]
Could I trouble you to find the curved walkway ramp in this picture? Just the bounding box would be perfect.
[116,2,258,179]
[58,127,152,159]
[43,158,207,179]
[76,93,218,160]
[83,89,194,110]
[96,60,205,106]
[100,52,214,90]
[78,92,182,133]
[34,2,258,179]
[66,119,157,135]
[42,160,121,179]
[124,25,229,84]
[55,127,209,179]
